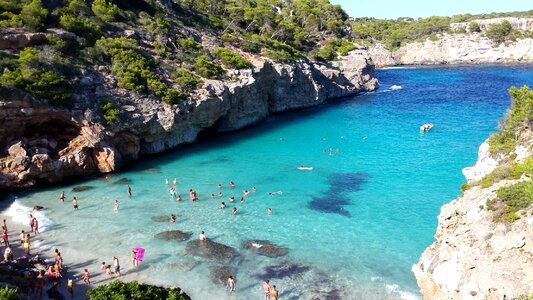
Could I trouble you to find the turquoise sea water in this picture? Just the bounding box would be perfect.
[3,65,533,299]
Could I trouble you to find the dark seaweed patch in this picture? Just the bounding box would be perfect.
[307,172,368,217]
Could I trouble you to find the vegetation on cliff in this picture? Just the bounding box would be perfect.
[87,280,189,300]
[0,0,356,111]
[463,86,533,223]
[350,11,533,50]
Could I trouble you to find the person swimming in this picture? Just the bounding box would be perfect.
[176,195,182,201]
[217,184,222,189]
[170,214,176,223]
[229,196,235,202]
[218,192,223,197]
[243,190,249,197]
[232,207,238,215]
[267,208,272,215]
[267,191,282,195]
[229,181,235,188]
[220,202,226,209]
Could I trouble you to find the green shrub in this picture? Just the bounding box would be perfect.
[0,286,19,300]
[87,280,187,300]
[0,11,23,27]
[96,37,184,105]
[493,180,533,223]
[469,21,481,33]
[315,43,337,62]
[460,182,471,192]
[480,166,513,188]
[91,0,120,22]
[213,48,252,69]
[485,20,513,44]
[100,101,120,124]
[194,55,223,79]
[59,14,102,44]
[0,48,72,107]
[20,0,48,32]
[174,67,202,92]
[489,86,533,155]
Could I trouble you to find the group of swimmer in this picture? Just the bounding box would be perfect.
[163,179,277,218]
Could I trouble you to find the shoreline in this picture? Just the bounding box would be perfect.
[0,201,156,299]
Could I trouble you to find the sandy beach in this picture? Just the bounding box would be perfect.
[0,206,146,300]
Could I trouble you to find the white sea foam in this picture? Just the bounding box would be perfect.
[386,283,421,300]
[379,66,417,70]
[4,200,53,232]
[390,85,402,90]
[370,276,383,282]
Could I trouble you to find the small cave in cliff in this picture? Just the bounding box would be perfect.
[19,119,80,157]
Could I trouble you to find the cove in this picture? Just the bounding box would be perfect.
[3,64,532,299]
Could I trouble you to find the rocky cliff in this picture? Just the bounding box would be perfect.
[412,123,533,299]
[0,51,377,193]
[366,34,533,67]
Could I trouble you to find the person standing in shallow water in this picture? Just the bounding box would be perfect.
[262,280,270,300]
[60,191,65,202]
[227,275,236,294]
[72,197,78,209]
[127,185,132,198]
[114,200,119,211]
[199,231,207,241]
[131,250,138,268]
[270,285,279,300]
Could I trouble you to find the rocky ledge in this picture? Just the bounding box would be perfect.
[412,128,533,299]
[0,51,377,193]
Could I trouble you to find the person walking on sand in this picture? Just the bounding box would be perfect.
[19,230,25,245]
[270,285,279,300]
[2,231,9,247]
[29,214,35,231]
[23,234,30,254]
[227,275,236,294]
[72,197,78,210]
[262,280,271,300]
[60,191,65,202]
[82,269,90,285]
[112,256,121,276]
[33,218,39,235]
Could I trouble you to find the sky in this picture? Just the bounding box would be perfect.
[330,0,532,19]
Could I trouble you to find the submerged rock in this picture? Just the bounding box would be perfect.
[257,261,310,280]
[164,261,199,271]
[154,230,192,241]
[71,186,94,192]
[243,240,288,257]
[185,240,240,263]
[113,177,131,185]
[151,215,170,222]
[209,266,235,285]
[32,205,44,211]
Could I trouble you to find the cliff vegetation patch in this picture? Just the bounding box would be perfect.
[486,180,533,223]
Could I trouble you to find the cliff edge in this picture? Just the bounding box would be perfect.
[412,87,533,299]
[0,52,377,193]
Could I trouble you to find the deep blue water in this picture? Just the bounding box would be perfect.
[4,64,532,299]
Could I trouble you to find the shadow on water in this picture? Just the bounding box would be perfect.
[307,172,368,217]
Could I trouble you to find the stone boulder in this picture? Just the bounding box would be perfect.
[209,266,235,285]
[185,240,240,263]
[243,239,288,257]
[154,230,192,241]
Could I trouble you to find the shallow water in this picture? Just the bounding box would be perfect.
[4,65,533,299]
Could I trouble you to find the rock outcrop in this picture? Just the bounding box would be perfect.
[0,57,377,193]
[412,178,533,300]
[366,34,533,67]
[413,126,533,299]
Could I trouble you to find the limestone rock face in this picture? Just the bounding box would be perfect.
[0,59,377,192]
[394,34,533,65]
[412,179,533,300]
[413,127,533,299]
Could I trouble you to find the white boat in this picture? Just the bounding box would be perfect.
[297,166,313,170]
[420,123,434,132]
